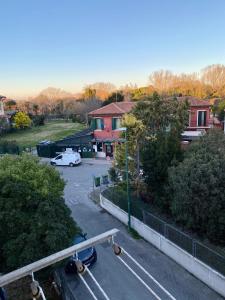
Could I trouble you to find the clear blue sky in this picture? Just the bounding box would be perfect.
[1,0,225,99]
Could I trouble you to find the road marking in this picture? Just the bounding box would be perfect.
[122,248,176,300]
[79,273,98,300]
[66,199,79,206]
[86,268,111,300]
[117,256,161,300]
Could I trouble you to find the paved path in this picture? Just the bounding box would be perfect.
[56,159,224,300]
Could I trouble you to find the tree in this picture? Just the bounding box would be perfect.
[132,92,189,208]
[83,87,97,100]
[201,64,225,90]
[13,111,31,129]
[86,82,116,100]
[114,113,145,182]
[212,99,225,122]
[0,154,78,272]
[5,100,17,110]
[168,130,225,245]
[33,104,39,115]
[102,91,124,106]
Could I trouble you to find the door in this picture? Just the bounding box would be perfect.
[105,145,113,157]
[55,154,63,165]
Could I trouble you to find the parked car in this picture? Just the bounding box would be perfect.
[50,152,81,167]
[65,233,97,274]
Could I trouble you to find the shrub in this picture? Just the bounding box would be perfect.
[32,115,45,126]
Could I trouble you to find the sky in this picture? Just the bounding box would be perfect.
[1,0,225,99]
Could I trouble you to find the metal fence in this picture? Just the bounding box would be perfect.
[143,211,225,276]
[102,188,225,276]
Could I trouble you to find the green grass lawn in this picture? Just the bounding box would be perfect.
[1,120,85,148]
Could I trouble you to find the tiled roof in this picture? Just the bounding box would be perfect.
[175,96,211,107]
[88,102,135,116]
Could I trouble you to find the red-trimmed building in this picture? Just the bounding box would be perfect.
[88,102,135,157]
[88,98,224,157]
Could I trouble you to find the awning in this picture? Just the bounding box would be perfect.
[181,130,205,141]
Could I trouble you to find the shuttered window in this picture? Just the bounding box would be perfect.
[92,118,104,130]
[112,118,121,130]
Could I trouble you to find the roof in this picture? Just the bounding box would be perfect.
[175,96,211,107]
[88,102,135,116]
[58,128,93,142]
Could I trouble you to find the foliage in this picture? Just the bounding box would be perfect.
[5,99,17,110]
[213,99,225,121]
[0,154,78,272]
[0,140,19,154]
[13,111,32,129]
[102,91,124,106]
[131,86,155,101]
[132,92,189,208]
[0,118,10,135]
[108,167,120,183]
[168,130,225,244]
[114,113,145,181]
[83,87,97,100]
[32,115,45,126]
[85,82,116,100]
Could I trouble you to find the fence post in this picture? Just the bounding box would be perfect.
[164,224,168,238]
[142,210,146,224]
[192,240,196,257]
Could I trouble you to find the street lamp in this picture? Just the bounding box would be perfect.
[116,127,131,230]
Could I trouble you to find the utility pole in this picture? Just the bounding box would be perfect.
[125,129,131,230]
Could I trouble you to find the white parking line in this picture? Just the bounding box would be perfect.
[117,256,162,300]
[79,273,98,300]
[122,248,176,300]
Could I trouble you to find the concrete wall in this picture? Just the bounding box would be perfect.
[100,194,225,298]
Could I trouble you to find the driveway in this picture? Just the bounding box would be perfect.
[54,159,224,300]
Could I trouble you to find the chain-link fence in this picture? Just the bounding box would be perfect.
[102,188,225,277]
[143,211,225,276]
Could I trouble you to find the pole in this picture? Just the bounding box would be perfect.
[125,130,131,230]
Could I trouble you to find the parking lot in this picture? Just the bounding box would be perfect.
[49,159,224,300]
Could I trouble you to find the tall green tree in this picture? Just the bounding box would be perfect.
[168,130,225,244]
[0,154,78,272]
[132,92,189,209]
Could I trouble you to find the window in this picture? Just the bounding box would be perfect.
[91,118,104,130]
[95,118,104,130]
[55,155,62,160]
[112,118,121,130]
[197,111,207,127]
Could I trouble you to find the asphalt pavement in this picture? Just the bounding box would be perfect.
[53,159,224,300]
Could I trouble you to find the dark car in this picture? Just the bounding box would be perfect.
[65,233,97,274]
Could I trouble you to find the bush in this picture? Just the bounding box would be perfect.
[108,167,120,183]
[32,115,45,126]
[168,130,225,245]
[0,140,19,154]
[13,111,31,129]
[0,118,10,135]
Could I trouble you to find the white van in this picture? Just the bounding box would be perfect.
[50,150,81,167]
